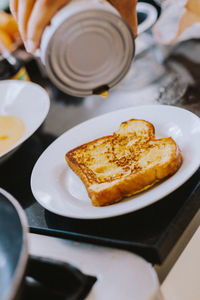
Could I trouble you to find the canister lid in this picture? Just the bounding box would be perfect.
[45,9,135,97]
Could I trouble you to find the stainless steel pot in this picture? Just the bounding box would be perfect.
[0,188,96,300]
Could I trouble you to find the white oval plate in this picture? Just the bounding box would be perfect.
[0,80,50,162]
[31,105,200,219]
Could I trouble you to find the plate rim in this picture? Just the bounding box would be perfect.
[31,104,200,219]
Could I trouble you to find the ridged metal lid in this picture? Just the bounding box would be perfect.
[45,9,135,97]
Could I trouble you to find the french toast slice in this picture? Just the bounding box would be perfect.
[65,119,182,206]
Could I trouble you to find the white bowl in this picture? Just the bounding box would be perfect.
[0,80,50,163]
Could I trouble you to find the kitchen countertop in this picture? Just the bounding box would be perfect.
[161,225,200,300]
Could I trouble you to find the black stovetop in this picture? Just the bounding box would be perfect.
[2,38,200,265]
[1,127,200,264]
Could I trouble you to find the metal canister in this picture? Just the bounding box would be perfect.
[39,0,135,97]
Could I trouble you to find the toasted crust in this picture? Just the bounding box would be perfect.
[65,119,182,206]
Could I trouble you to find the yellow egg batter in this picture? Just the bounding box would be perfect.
[101,91,109,98]
[0,116,25,155]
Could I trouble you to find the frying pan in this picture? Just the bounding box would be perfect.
[0,188,96,300]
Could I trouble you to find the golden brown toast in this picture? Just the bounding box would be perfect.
[65,119,182,206]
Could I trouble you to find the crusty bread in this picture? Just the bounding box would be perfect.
[65,119,182,206]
